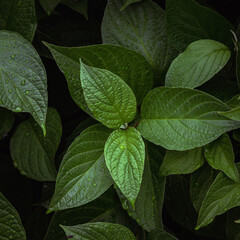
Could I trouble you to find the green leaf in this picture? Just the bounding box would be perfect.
[219,106,240,121]
[0,31,48,132]
[10,108,62,181]
[148,229,178,240]
[0,0,37,42]
[48,124,113,212]
[61,0,88,19]
[204,133,239,182]
[101,0,177,78]
[121,0,142,10]
[104,127,145,206]
[165,39,231,88]
[0,107,14,140]
[196,163,240,230]
[166,0,234,51]
[226,94,240,109]
[117,147,165,231]
[0,192,26,240]
[226,207,240,240]
[236,42,240,88]
[159,147,205,176]
[44,43,152,108]
[39,0,61,15]
[61,222,135,240]
[137,87,240,151]
[80,61,137,128]
[190,164,218,212]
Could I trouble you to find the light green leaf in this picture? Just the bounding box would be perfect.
[0,107,14,140]
[10,108,62,181]
[219,106,240,121]
[44,43,152,108]
[196,163,240,230]
[39,0,61,15]
[204,133,239,182]
[48,124,113,212]
[61,222,135,240]
[61,0,88,19]
[101,0,177,78]
[0,192,26,240]
[159,147,205,176]
[165,39,231,88]
[121,0,142,10]
[0,31,48,132]
[137,87,240,151]
[148,229,178,240]
[226,207,240,240]
[104,127,145,206]
[166,0,234,51]
[190,164,217,212]
[80,61,136,129]
[0,0,37,42]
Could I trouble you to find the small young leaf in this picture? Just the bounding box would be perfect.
[0,107,14,140]
[137,87,240,151]
[0,192,26,240]
[0,31,48,132]
[159,147,205,176]
[196,163,240,229]
[104,127,145,206]
[61,0,88,19]
[121,0,142,10]
[219,106,240,121]
[166,0,234,51]
[10,108,62,181]
[204,133,239,182]
[80,61,136,129]
[0,0,37,42]
[48,124,113,212]
[61,222,135,240]
[166,39,231,88]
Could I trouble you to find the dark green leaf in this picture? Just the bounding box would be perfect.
[0,192,26,240]
[148,229,178,240]
[61,0,88,19]
[137,87,240,151]
[0,107,14,140]
[121,0,142,10]
[219,106,240,121]
[0,31,48,133]
[159,147,205,176]
[226,207,240,240]
[10,108,62,181]
[48,124,113,212]
[39,0,61,15]
[166,0,234,51]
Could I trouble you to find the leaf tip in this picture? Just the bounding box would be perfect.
[41,123,47,137]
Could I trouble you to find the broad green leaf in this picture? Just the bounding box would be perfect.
[0,31,48,133]
[204,133,239,182]
[196,163,240,230]
[121,0,142,10]
[39,0,61,15]
[190,164,218,212]
[0,192,26,240]
[101,0,177,78]
[219,106,240,121]
[44,189,120,240]
[165,40,231,88]
[137,87,240,151]
[104,127,145,206]
[0,107,14,139]
[44,43,153,107]
[159,147,205,176]
[117,147,165,232]
[166,0,234,51]
[61,0,88,19]
[0,0,37,42]
[80,61,137,129]
[148,229,178,240]
[226,207,240,240]
[61,222,135,240]
[10,108,62,181]
[48,124,113,212]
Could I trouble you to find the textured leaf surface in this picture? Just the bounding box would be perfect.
[61,0,88,19]
[0,0,37,42]
[10,108,62,181]
[166,40,231,88]
[159,147,205,176]
[101,0,176,77]
[204,133,239,182]
[196,163,240,229]
[39,0,61,15]
[49,124,113,212]
[148,229,178,240]
[104,127,145,206]
[80,61,136,128]
[0,192,26,240]
[61,222,135,240]
[137,87,240,151]
[0,31,48,132]
[44,43,152,107]
[0,107,14,139]
[166,0,234,51]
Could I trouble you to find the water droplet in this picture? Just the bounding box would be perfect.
[15,106,22,112]
[13,162,18,168]
[93,183,97,186]
[8,89,13,93]
[120,145,124,149]
[11,54,15,59]
[25,90,30,95]
[26,60,29,63]
[88,178,91,181]
[5,80,9,84]
[21,80,26,86]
